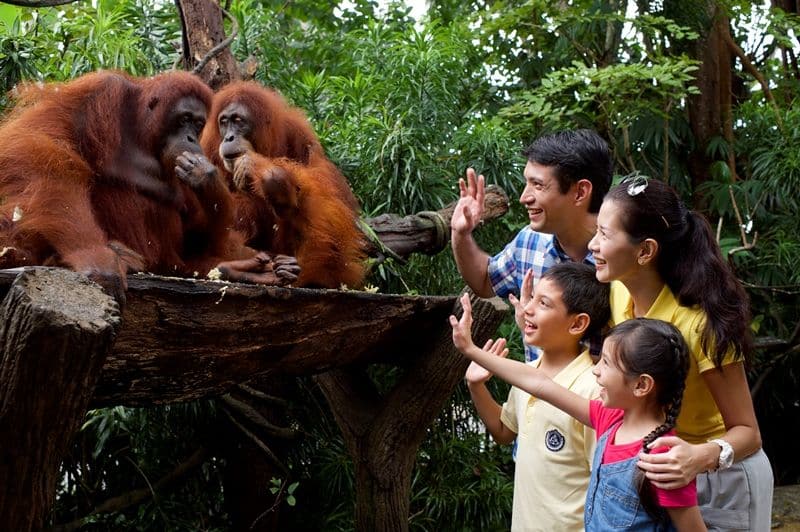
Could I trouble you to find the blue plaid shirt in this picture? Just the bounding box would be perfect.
[487,227,598,361]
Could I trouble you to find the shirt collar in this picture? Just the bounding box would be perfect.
[548,235,595,265]
[622,283,678,321]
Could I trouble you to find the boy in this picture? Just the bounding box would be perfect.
[458,262,610,531]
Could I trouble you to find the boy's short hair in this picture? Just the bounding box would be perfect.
[541,262,610,340]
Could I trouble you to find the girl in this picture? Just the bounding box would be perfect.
[589,175,773,530]
[451,298,707,531]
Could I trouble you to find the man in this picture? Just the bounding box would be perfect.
[451,129,613,360]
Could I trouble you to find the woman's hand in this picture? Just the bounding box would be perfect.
[637,436,718,489]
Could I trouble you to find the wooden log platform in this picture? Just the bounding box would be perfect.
[0,268,464,407]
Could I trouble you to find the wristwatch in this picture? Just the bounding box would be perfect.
[709,438,734,470]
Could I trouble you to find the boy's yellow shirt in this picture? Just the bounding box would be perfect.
[500,350,599,532]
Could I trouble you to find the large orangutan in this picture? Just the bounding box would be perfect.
[200,81,366,289]
[0,70,298,301]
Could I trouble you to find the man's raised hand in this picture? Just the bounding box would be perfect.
[451,168,486,236]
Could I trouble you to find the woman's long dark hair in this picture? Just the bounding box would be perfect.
[607,318,690,525]
[606,178,752,366]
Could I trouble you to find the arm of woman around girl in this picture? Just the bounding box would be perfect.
[638,363,761,489]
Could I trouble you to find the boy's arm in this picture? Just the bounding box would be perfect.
[451,294,591,426]
[666,506,707,532]
[466,379,516,445]
[464,338,516,445]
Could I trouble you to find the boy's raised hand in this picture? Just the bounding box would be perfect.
[465,338,509,384]
[450,293,476,353]
[508,268,534,330]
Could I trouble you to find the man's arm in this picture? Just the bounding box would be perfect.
[451,168,494,297]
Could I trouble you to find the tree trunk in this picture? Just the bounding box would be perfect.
[315,292,507,531]
[686,1,733,193]
[0,269,120,531]
[176,0,240,89]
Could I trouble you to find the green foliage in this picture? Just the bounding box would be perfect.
[56,402,229,531]
[0,18,39,97]
[409,431,513,531]
[269,478,299,507]
[502,57,699,131]
[0,0,179,100]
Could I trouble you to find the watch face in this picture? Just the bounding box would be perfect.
[721,449,734,466]
[715,439,734,469]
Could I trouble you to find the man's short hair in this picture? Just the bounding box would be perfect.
[522,129,613,213]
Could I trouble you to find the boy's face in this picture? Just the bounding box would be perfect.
[522,277,580,352]
[520,162,579,235]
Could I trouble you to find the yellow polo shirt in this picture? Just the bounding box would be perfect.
[608,281,736,443]
[500,350,598,532]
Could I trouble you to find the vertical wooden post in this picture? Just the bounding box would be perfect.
[315,292,507,531]
[0,269,120,531]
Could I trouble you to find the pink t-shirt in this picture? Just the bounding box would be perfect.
[589,400,697,508]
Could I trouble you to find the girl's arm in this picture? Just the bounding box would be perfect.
[638,361,761,489]
[451,293,591,426]
[666,506,707,532]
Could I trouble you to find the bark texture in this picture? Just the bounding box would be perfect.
[315,293,507,531]
[0,269,120,531]
[176,0,240,89]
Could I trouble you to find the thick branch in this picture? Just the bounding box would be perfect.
[176,0,240,89]
[364,184,509,260]
[723,29,784,131]
[220,394,298,440]
[315,291,508,530]
[0,269,461,407]
[0,0,76,6]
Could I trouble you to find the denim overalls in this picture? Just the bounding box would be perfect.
[584,422,676,531]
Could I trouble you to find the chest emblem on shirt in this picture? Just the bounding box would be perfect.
[545,429,565,452]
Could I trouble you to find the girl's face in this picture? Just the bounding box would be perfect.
[591,338,635,409]
[588,199,643,283]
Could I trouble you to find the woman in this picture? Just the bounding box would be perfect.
[588,175,773,530]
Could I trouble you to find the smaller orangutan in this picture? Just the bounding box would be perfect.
[200,81,366,288]
[0,70,298,301]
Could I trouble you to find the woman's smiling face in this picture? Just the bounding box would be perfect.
[588,199,643,283]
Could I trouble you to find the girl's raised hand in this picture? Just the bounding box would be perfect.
[450,293,475,354]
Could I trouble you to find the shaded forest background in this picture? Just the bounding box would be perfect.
[1,0,799,529]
